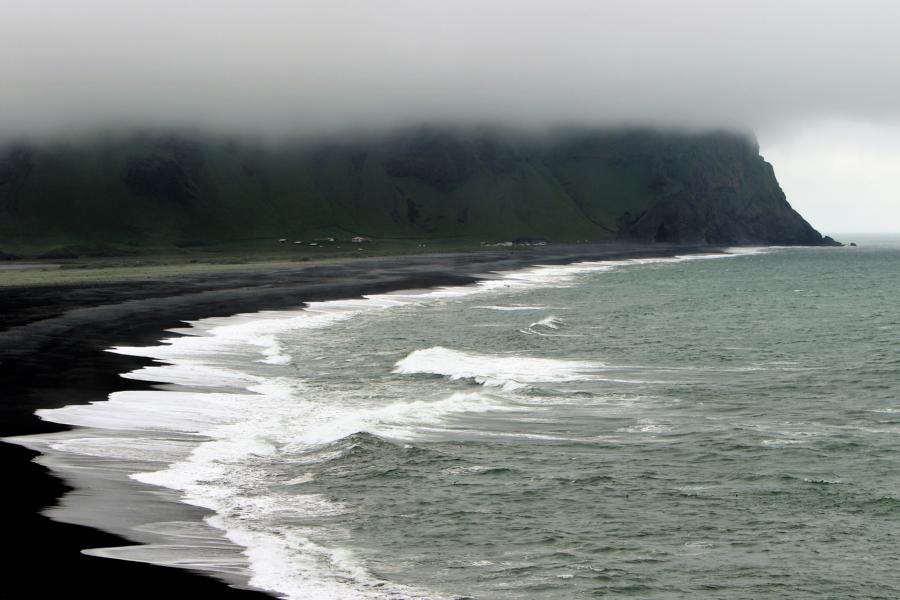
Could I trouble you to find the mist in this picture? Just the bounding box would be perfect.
[3,0,900,139]
[4,0,899,232]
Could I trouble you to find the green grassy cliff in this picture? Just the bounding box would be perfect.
[0,127,836,258]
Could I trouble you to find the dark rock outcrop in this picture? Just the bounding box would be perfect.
[123,154,199,204]
[0,145,35,215]
[548,130,832,245]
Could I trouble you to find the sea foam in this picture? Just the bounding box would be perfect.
[27,247,767,599]
[393,346,602,391]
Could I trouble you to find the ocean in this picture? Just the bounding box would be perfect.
[22,239,900,598]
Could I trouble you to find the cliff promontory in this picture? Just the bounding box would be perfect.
[0,128,837,256]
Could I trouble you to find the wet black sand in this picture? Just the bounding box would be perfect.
[0,243,709,599]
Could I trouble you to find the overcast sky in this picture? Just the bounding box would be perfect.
[1,0,898,231]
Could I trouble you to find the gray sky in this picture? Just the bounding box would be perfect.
[760,120,900,234]
[2,0,898,231]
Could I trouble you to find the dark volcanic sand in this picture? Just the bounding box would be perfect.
[0,244,710,599]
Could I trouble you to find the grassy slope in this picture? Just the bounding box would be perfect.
[3,138,654,257]
[0,128,824,258]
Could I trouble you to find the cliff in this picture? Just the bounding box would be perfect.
[0,128,837,256]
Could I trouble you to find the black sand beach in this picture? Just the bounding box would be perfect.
[0,243,711,599]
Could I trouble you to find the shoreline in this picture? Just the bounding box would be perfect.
[0,243,720,598]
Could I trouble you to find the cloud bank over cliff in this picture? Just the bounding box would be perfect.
[3,0,900,138]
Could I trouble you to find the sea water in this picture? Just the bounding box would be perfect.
[30,239,900,598]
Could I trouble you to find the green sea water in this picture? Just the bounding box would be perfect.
[37,240,900,599]
[214,239,896,598]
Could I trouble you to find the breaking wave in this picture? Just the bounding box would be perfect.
[393,346,603,391]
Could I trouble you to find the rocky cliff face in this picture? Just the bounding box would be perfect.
[0,146,34,216]
[0,128,837,255]
[550,131,833,245]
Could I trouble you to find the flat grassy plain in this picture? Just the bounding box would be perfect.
[0,236,537,287]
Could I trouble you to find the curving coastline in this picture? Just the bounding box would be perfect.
[0,243,724,598]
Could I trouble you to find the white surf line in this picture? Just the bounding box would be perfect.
[20,245,773,599]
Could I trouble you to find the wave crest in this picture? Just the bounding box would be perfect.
[393,346,601,391]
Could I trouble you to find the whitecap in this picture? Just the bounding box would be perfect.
[393,346,602,391]
[530,315,563,330]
